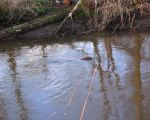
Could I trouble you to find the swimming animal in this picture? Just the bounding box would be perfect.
[81,56,93,60]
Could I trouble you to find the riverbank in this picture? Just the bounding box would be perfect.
[0,0,150,40]
[0,0,64,27]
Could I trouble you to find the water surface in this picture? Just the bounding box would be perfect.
[0,33,150,120]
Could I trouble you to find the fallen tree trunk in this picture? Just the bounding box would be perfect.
[0,8,71,40]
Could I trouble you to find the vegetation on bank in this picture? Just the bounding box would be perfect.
[81,0,150,32]
[0,0,150,32]
[0,0,62,26]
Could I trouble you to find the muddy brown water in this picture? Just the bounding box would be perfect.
[0,33,150,120]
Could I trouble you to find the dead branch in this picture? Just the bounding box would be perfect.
[54,0,82,34]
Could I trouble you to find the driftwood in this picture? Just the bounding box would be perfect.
[0,8,71,40]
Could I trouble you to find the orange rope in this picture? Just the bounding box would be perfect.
[68,87,76,105]
[68,72,85,105]
[80,64,98,120]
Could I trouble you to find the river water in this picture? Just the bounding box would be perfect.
[0,32,150,120]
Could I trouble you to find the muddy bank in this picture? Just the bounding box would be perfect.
[16,15,150,40]
[0,11,150,41]
[15,19,86,39]
[0,0,150,41]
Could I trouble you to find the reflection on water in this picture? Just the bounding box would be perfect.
[104,37,121,90]
[0,33,150,120]
[132,34,142,120]
[93,38,112,120]
[7,49,27,120]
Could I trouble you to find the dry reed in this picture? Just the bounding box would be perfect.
[81,0,150,31]
[0,0,52,24]
[0,0,37,22]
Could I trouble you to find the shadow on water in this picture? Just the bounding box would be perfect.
[7,49,27,120]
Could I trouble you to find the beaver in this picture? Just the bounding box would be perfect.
[81,56,93,60]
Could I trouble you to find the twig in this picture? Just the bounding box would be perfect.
[112,23,120,33]
[82,28,96,35]
[48,112,56,120]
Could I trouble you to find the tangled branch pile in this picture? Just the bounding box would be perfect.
[81,0,150,31]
